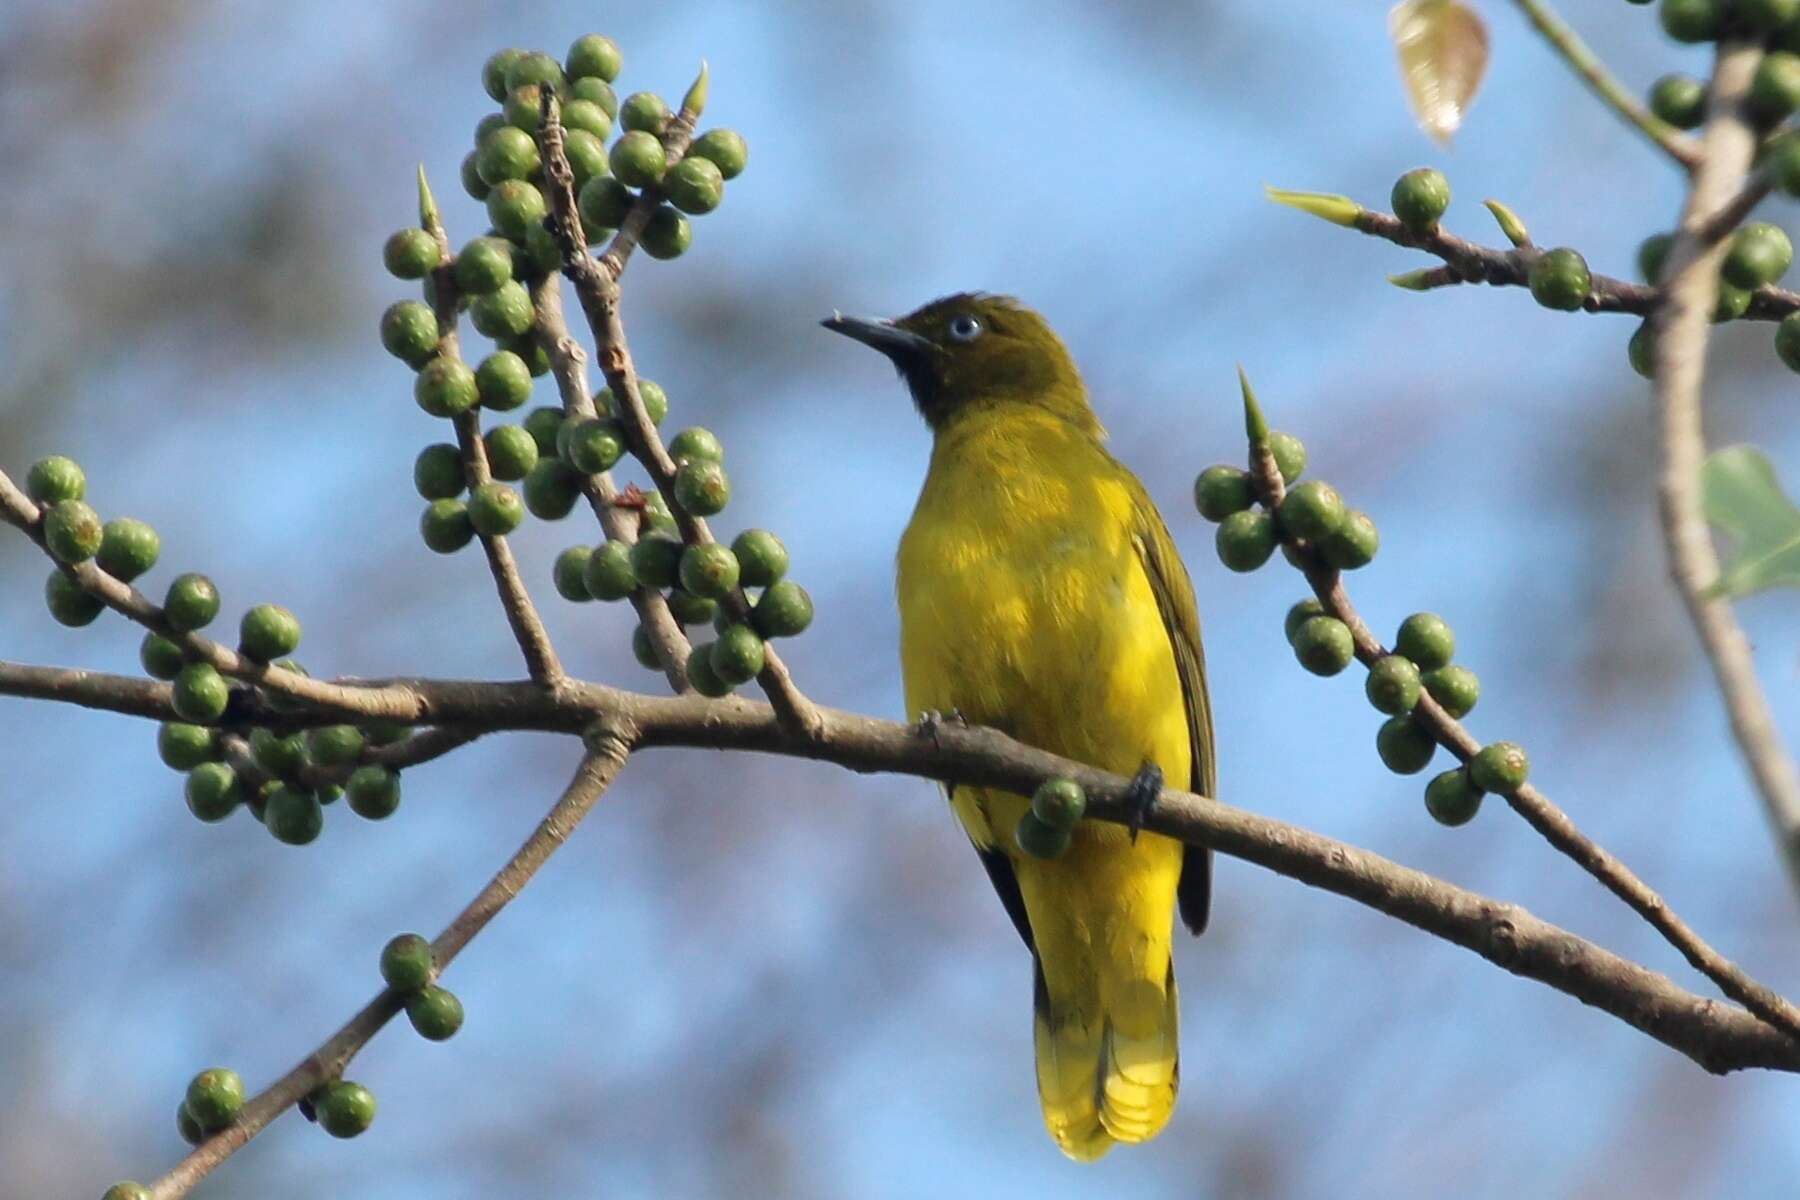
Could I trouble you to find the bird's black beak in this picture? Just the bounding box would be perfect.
[821,312,935,370]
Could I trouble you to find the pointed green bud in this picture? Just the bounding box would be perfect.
[417,164,441,234]
[1238,366,1268,447]
[1387,269,1442,291]
[1483,199,1530,248]
[682,60,710,117]
[1264,186,1364,228]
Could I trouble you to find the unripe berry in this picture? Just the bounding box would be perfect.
[579,175,633,232]
[752,580,814,638]
[1629,321,1656,379]
[1391,167,1451,233]
[308,724,364,768]
[1365,654,1422,715]
[482,48,525,101]
[566,33,623,82]
[630,535,683,589]
[1638,232,1673,283]
[732,529,788,587]
[420,499,475,553]
[1031,777,1088,829]
[159,722,218,771]
[383,227,440,279]
[475,350,533,411]
[177,1101,204,1146]
[184,762,241,822]
[1376,716,1437,775]
[669,426,724,464]
[553,545,594,601]
[453,236,514,295]
[685,642,734,696]
[265,784,324,845]
[561,418,627,473]
[240,604,301,661]
[619,91,670,134]
[314,1081,376,1138]
[505,50,564,94]
[711,623,766,685]
[1317,509,1378,569]
[414,443,465,500]
[141,632,186,680]
[44,499,103,563]
[666,589,718,626]
[1751,52,1800,122]
[415,357,480,418]
[470,279,535,340]
[1659,0,1722,43]
[381,933,434,992]
[346,765,402,819]
[571,76,619,118]
[1284,598,1327,644]
[522,458,582,520]
[1528,247,1591,311]
[561,98,612,141]
[461,151,490,201]
[1648,74,1707,129]
[97,518,160,580]
[1425,768,1483,826]
[1194,465,1253,521]
[407,986,465,1041]
[597,379,669,424]
[185,1068,245,1132]
[1771,132,1800,199]
[103,1183,151,1200]
[485,179,548,242]
[1394,612,1455,670]
[610,130,666,187]
[1714,282,1752,324]
[1779,314,1800,373]
[381,300,439,366]
[25,455,85,504]
[584,540,638,600]
[468,482,525,536]
[483,424,539,481]
[476,125,539,186]
[664,156,725,215]
[689,129,749,180]
[674,459,730,515]
[1292,615,1355,676]
[640,205,693,260]
[1215,510,1276,571]
[1016,811,1072,860]
[1277,479,1346,542]
[1268,431,1306,484]
[1724,222,1793,289]
[249,727,307,778]
[679,542,741,599]
[1742,0,1800,28]
[1422,664,1480,717]
[171,662,229,723]
[1469,741,1530,793]
[45,570,102,626]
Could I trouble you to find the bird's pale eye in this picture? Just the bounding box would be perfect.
[947,314,982,342]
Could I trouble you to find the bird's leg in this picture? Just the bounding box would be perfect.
[914,708,967,749]
[1124,761,1164,844]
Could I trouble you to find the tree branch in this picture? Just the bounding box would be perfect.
[1650,40,1800,900]
[145,734,631,1200]
[1510,0,1702,170]
[9,651,1800,1076]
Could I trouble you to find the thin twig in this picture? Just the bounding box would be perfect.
[1650,41,1800,899]
[1346,209,1800,318]
[146,735,631,1200]
[418,189,565,686]
[1510,0,1702,169]
[531,278,694,692]
[536,92,824,738]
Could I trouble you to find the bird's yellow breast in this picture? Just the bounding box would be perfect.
[896,404,1191,800]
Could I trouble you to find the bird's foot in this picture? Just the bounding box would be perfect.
[1124,762,1164,844]
[914,708,966,748]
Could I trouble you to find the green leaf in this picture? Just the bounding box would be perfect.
[1702,444,1800,597]
[1390,0,1489,145]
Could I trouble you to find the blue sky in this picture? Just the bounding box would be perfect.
[4,2,1800,1197]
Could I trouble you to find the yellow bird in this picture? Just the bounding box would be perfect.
[825,294,1214,1161]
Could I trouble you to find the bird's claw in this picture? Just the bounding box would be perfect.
[915,708,967,748]
[1124,762,1164,844]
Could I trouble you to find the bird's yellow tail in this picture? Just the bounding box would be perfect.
[1032,956,1180,1161]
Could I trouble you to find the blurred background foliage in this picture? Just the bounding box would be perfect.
[3,2,1799,1197]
